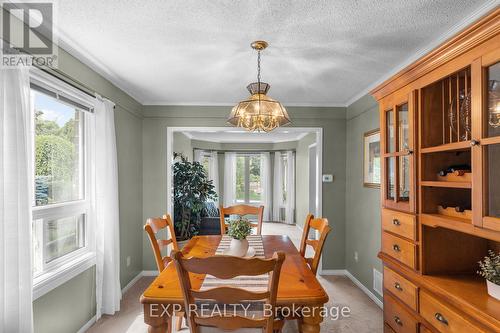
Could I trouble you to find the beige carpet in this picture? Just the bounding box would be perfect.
[88,223,383,333]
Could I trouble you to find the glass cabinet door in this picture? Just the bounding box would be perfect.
[381,92,416,213]
[476,56,500,231]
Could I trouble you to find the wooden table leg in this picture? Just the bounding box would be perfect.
[300,306,323,333]
[147,320,170,333]
[144,303,172,333]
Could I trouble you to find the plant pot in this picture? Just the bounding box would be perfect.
[487,280,500,300]
[229,238,249,257]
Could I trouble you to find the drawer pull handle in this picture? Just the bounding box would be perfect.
[394,282,403,291]
[393,316,403,326]
[392,244,401,252]
[434,313,449,325]
[392,219,401,226]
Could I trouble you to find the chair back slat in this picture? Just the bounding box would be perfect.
[219,204,264,235]
[144,214,178,273]
[181,255,276,278]
[299,214,331,275]
[157,239,173,250]
[191,287,270,303]
[194,316,268,330]
[172,250,285,333]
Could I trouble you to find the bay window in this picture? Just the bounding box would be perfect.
[235,154,262,204]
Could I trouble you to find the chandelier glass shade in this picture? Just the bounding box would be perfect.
[228,41,291,132]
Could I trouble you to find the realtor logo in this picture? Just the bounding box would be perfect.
[1,1,58,67]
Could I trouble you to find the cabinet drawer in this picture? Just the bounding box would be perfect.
[384,293,418,333]
[382,232,417,269]
[384,323,396,333]
[419,291,485,333]
[419,325,433,333]
[382,209,416,240]
[384,266,418,310]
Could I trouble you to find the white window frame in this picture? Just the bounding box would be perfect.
[30,68,97,300]
[235,153,263,205]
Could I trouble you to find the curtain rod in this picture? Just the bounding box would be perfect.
[6,43,137,114]
[193,148,296,153]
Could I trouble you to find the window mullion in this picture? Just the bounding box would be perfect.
[244,156,250,204]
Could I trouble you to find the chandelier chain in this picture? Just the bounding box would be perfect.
[257,50,261,84]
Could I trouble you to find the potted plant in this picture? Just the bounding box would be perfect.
[173,153,217,244]
[477,250,500,300]
[227,217,252,257]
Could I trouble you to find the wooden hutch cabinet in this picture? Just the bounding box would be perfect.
[372,9,500,333]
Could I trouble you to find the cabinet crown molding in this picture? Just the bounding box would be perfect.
[371,8,500,100]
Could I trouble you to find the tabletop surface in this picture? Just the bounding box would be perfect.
[141,235,329,305]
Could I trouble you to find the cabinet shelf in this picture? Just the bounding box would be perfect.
[420,181,471,189]
[421,141,471,154]
[421,214,500,242]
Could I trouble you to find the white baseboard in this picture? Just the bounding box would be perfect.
[121,271,143,294]
[319,269,347,275]
[320,269,383,309]
[142,270,159,276]
[77,315,96,333]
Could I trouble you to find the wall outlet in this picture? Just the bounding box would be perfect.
[354,251,359,263]
[126,256,131,267]
[373,268,383,296]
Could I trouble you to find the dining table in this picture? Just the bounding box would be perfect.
[141,235,329,333]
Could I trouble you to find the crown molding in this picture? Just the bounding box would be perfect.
[370,3,499,101]
[142,101,347,107]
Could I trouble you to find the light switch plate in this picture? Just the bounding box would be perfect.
[322,174,333,182]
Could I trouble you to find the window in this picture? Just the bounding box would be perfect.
[30,70,95,298]
[235,154,262,204]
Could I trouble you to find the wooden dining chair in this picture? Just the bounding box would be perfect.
[219,205,264,235]
[144,214,185,332]
[172,250,286,333]
[299,214,332,275]
[144,214,179,273]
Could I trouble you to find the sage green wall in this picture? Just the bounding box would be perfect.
[295,133,317,227]
[142,106,347,271]
[173,132,193,160]
[34,267,96,333]
[32,48,143,332]
[345,94,382,300]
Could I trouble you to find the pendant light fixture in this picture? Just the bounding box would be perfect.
[227,41,291,132]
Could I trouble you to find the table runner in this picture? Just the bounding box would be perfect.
[200,235,269,292]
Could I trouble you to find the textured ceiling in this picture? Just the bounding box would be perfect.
[182,128,313,143]
[55,0,496,106]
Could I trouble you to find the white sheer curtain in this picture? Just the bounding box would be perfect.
[94,96,121,319]
[193,149,203,163]
[209,151,219,203]
[273,152,283,222]
[260,152,271,220]
[0,67,34,333]
[285,151,296,224]
[223,152,236,207]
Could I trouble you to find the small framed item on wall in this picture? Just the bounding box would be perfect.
[363,129,381,188]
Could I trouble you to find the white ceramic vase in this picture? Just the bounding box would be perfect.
[229,238,249,257]
[487,280,500,301]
